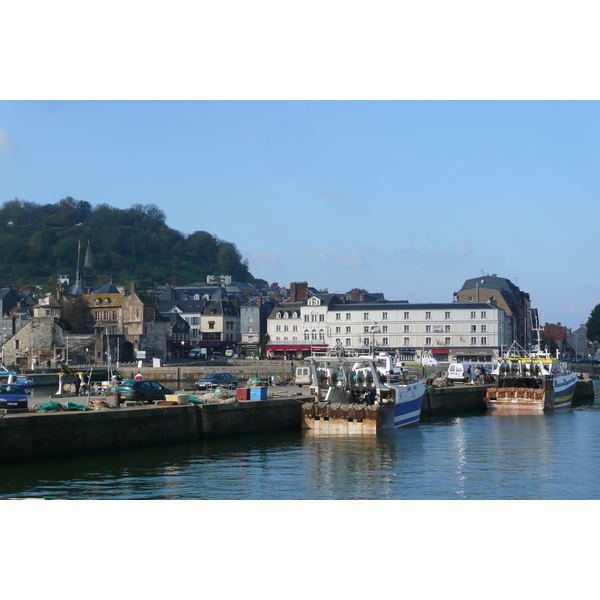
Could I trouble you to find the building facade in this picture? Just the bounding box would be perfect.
[266,295,510,362]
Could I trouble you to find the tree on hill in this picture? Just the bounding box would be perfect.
[0,198,255,289]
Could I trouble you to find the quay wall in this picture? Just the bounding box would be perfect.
[0,399,302,462]
[423,385,490,416]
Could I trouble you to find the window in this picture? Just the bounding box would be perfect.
[345,327,351,334]
[311,331,317,341]
[345,338,351,346]
[382,325,388,333]
[14,339,19,349]
[292,312,298,319]
[346,313,351,320]
[470,311,476,319]
[445,311,451,319]
[404,325,410,333]
[311,314,316,322]
[471,325,477,332]
[335,338,341,345]
[445,325,451,332]
[364,313,369,320]
[336,313,341,321]
[104,311,109,320]
[304,315,309,322]
[304,331,310,341]
[404,312,409,319]
[445,337,451,345]
[468,296,473,302]
[363,338,370,346]
[319,330,325,340]
[382,337,388,345]
[276,312,282,319]
[319,314,324,322]
[471,337,477,345]
[426,325,431,332]
[425,337,431,345]
[208,321,215,330]
[481,337,487,345]
[425,311,431,319]
[382,312,388,320]
[403,337,410,345]
[293,325,298,332]
[364,326,370,333]
[112,310,117,319]
[276,325,281,332]
[481,311,487,319]
[192,317,199,325]
[335,326,341,334]
[284,325,288,332]
[481,324,487,333]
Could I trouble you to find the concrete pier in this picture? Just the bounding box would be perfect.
[0,398,303,462]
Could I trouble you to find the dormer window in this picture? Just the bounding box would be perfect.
[94,299,100,306]
[103,298,109,306]
[276,312,282,319]
[292,311,298,319]
[283,312,289,319]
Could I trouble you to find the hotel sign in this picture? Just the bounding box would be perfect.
[242,333,260,343]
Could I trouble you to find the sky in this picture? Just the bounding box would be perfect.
[2,3,600,332]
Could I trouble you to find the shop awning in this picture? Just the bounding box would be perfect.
[431,348,449,354]
[265,345,327,352]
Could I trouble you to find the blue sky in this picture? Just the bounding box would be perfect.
[1,100,597,329]
[2,3,599,331]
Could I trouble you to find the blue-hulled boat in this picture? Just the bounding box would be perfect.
[302,349,425,432]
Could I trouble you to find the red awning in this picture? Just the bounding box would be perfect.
[266,345,327,352]
[431,348,449,354]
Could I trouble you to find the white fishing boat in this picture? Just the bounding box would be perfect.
[302,349,425,433]
[486,341,578,412]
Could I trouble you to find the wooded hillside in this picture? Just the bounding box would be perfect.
[0,197,254,289]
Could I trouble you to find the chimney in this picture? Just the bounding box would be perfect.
[130,282,136,295]
[290,282,308,302]
[351,288,360,302]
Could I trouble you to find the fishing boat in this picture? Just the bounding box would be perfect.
[485,341,578,412]
[302,349,425,433]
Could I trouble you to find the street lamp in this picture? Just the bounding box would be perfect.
[370,322,380,355]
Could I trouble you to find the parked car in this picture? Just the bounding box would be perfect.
[195,372,238,390]
[115,379,173,404]
[188,349,205,360]
[0,384,28,409]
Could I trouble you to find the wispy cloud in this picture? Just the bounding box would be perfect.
[249,250,282,267]
[311,249,366,269]
[313,190,348,205]
[0,127,18,158]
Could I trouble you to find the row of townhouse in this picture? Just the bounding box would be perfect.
[265,294,513,362]
[0,283,168,368]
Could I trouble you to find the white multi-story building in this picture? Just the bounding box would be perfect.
[267,294,511,362]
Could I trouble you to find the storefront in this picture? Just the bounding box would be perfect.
[265,345,328,360]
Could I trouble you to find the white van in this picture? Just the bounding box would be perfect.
[447,362,475,383]
[294,366,311,387]
[188,349,205,360]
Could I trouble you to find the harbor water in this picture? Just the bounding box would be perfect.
[1,383,600,500]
